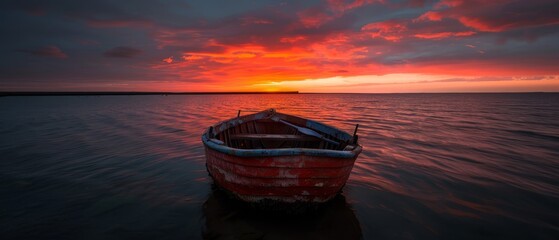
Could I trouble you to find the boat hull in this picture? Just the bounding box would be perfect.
[204,145,360,203]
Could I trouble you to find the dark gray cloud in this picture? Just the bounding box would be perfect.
[17,46,68,58]
[104,46,143,58]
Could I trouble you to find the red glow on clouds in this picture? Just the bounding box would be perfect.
[6,0,558,92]
[140,0,559,92]
[362,20,407,41]
[416,11,444,22]
[162,57,173,63]
[414,31,476,39]
[298,9,332,28]
[327,0,378,13]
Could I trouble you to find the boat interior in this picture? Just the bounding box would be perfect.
[212,119,349,150]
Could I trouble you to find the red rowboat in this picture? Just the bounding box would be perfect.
[202,109,362,203]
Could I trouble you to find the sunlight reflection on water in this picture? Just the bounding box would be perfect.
[1,93,558,239]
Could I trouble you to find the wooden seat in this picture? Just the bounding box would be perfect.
[230,134,317,141]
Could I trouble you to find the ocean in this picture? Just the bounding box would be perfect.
[1,93,558,239]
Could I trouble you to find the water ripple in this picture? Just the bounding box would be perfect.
[1,93,558,239]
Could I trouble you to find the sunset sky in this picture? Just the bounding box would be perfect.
[1,0,558,93]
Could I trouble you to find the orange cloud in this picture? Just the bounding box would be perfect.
[162,57,173,63]
[361,20,407,41]
[280,36,307,43]
[415,11,443,22]
[298,9,333,28]
[458,17,505,32]
[414,31,476,39]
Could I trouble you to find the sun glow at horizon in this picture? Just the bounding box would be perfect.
[249,74,559,93]
[2,0,558,92]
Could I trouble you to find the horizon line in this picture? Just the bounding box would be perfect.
[1,91,558,97]
[0,91,299,97]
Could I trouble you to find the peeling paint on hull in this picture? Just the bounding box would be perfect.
[202,109,363,203]
[205,146,360,202]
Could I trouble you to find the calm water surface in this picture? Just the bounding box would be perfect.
[1,93,558,239]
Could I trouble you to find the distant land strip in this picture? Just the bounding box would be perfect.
[0,91,299,97]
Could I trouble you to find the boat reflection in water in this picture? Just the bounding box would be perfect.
[202,186,362,240]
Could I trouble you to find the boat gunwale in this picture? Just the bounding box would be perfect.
[201,109,362,158]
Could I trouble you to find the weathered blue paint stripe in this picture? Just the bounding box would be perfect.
[201,108,362,158]
[202,133,361,158]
